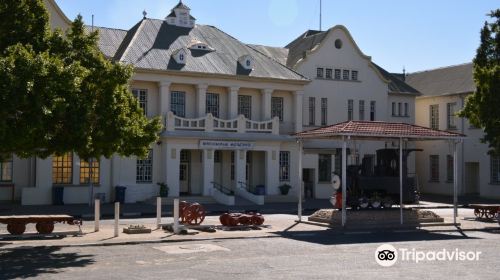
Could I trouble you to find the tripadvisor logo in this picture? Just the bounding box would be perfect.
[375,244,482,267]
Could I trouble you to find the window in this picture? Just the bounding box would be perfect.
[404,103,409,117]
[335,39,343,49]
[392,102,396,116]
[430,104,439,130]
[136,150,153,183]
[179,53,184,61]
[351,71,358,81]
[309,97,316,125]
[490,156,500,184]
[430,155,439,182]
[180,150,189,162]
[271,97,284,121]
[80,159,100,185]
[246,59,251,67]
[132,89,148,116]
[334,69,341,80]
[316,68,324,78]
[447,102,457,130]
[343,70,350,80]
[206,93,220,118]
[359,100,365,121]
[446,155,454,182]
[214,151,221,163]
[325,68,333,79]
[171,91,186,117]
[279,151,290,181]
[370,101,376,121]
[398,102,402,116]
[321,98,328,126]
[53,153,73,184]
[230,151,235,180]
[318,154,332,182]
[238,95,252,119]
[0,155,13,182]
[347,99,354,121]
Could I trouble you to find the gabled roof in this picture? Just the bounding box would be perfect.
[296,121,465,141]
[100,18,308,81]
[85,26,128,58]
[372,63,420,95]
[405,63,474,96]
[247,44,289,65]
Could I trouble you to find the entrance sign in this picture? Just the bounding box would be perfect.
[199,140,254,150]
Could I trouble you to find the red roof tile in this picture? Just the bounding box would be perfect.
[296,121,465,140]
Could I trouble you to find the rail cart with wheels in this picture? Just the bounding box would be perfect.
[469,204,500,220]
[0,215,82,235]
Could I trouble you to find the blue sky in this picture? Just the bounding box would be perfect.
[56,0,498,73]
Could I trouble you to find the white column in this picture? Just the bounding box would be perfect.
[294,91,304,133]
[158,81,171,116]
[265,149,280,196]
[261,89,273,121]
[453,140,458,225]
[341,137,347,227]
[297,142,303,221]
[235,150,247,189]
[165,146,180,197]
[203,149,215,196]
[399,138,404,225]
[114,202,120,237]
[156,197,162,229]
[228,86,239,119]
[197,84,208,118]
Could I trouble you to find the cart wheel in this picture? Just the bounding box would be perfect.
[251,215,265,226]
[36,222,55,234]
[473,208,481,218]
[7,223,26,235]
[485,210,496,219]
[183,203,206,225]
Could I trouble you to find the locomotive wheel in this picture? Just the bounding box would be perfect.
[251,215,264,225]
[359,197,369,209]
[382,197,393,209]
[36,222,55,234]
[183,203,206,225]
[370,198,382,209]
[473,208,481,218]
[7,223,26,235]
[219,213,231,226]
[485,209,496,219]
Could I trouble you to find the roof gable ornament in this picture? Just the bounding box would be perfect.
[165,0,196,28]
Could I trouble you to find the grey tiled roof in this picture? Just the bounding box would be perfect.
[85,26,128,58]
[372,63,420,95]
[247,44,289,65]
[405,63,475,96]
[108,18,308,81]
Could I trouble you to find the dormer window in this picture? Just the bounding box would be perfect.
[172,48,187,64]
[165,1,196,28]
[238,55,254,70]
[188,40,214,52]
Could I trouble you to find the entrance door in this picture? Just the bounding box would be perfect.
[465,162,479,194]
[179,163,190,195]
[303,169,315,198]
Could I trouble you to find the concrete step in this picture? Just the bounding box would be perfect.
[144,196,217,205]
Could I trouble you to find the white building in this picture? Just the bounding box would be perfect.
[407,63,500,199]
[1,1,429,205]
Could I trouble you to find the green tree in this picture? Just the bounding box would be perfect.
[0,0,162,200]
[460,9,500,155]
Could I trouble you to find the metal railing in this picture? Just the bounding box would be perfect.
[211,181,234,196]
[238,181,255,194]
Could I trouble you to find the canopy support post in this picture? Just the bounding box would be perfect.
[453,140,458,225]
[297,140,303,222]
[342,136,347,227]
[400,138,403,225]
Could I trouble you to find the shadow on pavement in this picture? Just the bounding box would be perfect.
[0,246,94,279]
[276,229,480,246]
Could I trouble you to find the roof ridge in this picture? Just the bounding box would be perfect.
[408,62,473,75]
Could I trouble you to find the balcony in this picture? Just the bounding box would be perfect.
[165,111,280,134]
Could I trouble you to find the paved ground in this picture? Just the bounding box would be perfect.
[0,214,499,279]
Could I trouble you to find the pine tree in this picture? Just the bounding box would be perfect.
[460,9,500,155]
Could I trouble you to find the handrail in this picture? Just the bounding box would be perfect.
[211,181,234,196]
[238,181,255,194]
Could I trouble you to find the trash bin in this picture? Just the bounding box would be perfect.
[256,185,265,195]
[52,186,64,205]
[114,186,126,203]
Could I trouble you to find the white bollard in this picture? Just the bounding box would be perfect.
[94,199,100,232]
[114,202,120,237]
[173,198,179,234]
[156,197,162,229]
